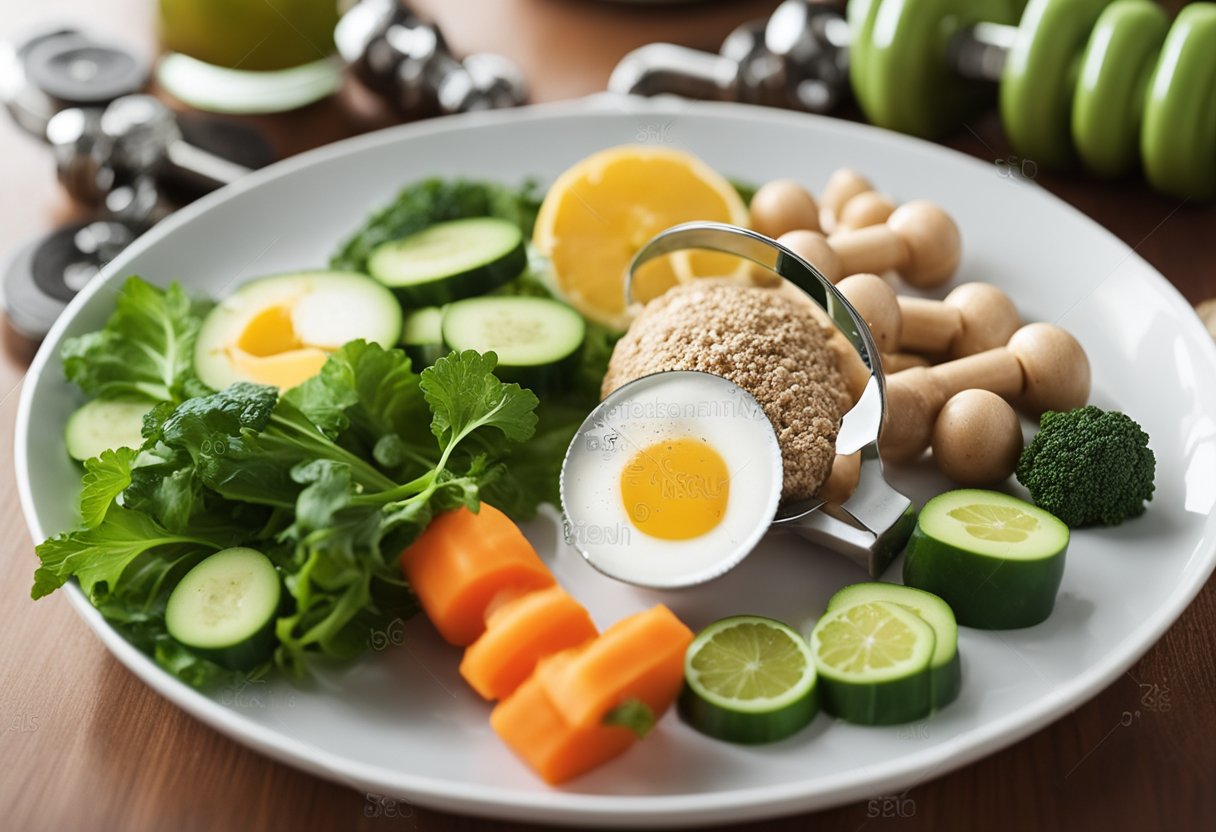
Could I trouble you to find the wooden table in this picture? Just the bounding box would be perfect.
[2,2,1213,830]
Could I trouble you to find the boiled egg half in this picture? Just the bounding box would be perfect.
[194,271,402,390]
[560,370,783,587]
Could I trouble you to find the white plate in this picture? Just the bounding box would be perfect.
[15,97,1216,828]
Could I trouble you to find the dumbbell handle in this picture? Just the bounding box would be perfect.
[881,348,1023,462]
[609,43,739,101]
[163,138,252,191]
[898,297,962,354]
[949,23,1020,83]
[828,224,906,277]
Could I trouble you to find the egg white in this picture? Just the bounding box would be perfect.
[560,371,783,587]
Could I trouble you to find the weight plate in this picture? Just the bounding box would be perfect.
[1141,3,1216,199]
[1000,0,1113,170]
[23,33,147,106]
[1071,0,1169,178]
[859,0,1019,138]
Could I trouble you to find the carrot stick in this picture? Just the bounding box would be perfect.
[400,504,554,645]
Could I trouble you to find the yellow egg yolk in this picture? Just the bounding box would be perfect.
[226,303,329,389]
[620,437,730,541]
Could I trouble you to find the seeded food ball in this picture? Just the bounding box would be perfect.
[603,281,848,501]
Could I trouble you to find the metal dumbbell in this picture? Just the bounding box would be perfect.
[335,0,527,118]
[611,0,1216,199]
[610,0,849,113]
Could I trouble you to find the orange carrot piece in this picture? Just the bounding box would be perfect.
[400,504,554,645]
[489,652,637,785]
[536,604,693,729]
[460,586,598,701]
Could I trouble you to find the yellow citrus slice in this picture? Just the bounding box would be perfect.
[532,146,750,330]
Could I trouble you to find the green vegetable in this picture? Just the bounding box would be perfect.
[165,547,282,670]
[1016,406,1156,526]
[334,180,615,518]
[903,490,1068,630]
[61,277,209,405]
[331,178,543,273]
[810,601,935,725]
[65,398,150,462]
[35,343,540,684]
[368,217,528,305]
[825,582,961,710]
[679,615,819,744]
[602,698,656,739]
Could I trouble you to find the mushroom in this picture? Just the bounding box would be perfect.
[880,323,1090,462]
[828,201,961,290]
[835,191,897,233]
[819,168,873,233]
[931,390,1024,485]
[750,179,821,238]
[837,277,1020,361]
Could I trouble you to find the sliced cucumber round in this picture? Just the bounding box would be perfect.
[679,615,818,744]
[401,307,447,369]
[166,547,281,670]
[65,398,151,461]
[368,217,527,306]
[810,600,935,725]
[194,271,402,391]
[903,489,1069,630]
[826,582,961,710]
[441,295,585,390]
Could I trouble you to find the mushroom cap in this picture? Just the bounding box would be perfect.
[750,179,821,238]
[945,282,1020,358]
[778,229,843,284]
[837,273,901,352]
[932,389,1024,485]
[887,201,961,289]
[1006,322,1091,415]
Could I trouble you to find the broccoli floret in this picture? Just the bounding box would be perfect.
[1016,406,1155,527]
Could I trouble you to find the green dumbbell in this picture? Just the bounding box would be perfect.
[851,0,1216,198]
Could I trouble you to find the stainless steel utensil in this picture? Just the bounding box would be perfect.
[625,221,916,576]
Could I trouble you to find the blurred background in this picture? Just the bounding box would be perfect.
[2,0,1212,356]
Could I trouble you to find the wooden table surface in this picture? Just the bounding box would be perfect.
[2,2,1214,830]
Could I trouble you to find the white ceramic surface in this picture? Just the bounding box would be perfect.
[15,96,1216,828]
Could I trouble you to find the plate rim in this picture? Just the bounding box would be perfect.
[15,95,1216,827]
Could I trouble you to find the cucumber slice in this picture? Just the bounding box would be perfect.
[810,600,935,725]
[401,307,447,368]
[441,295,585,390]
[166,547,281,670]
[679,615,818,744]
[903,489,1069,630]
[65,398,151,461]
[827,582,961,710]
[368,217,527,306]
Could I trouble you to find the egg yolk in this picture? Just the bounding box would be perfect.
[620,437,730,541]
[226,302,329,389]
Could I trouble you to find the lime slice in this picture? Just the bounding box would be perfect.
[678,615,818,744]
[810,601,935,725]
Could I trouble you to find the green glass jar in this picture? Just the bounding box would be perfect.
[157,0,345,113]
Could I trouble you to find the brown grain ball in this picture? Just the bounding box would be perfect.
[603,281,848,501]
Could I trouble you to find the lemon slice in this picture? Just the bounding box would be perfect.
[532,146,749,330]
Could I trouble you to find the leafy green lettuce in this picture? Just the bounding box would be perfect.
[330,178,616,517]
[61,277,209,404]
[35,342,540,684]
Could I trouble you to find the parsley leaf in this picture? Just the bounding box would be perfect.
[61,277,208,404]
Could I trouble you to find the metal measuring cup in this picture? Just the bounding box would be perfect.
[622,221,916,578]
